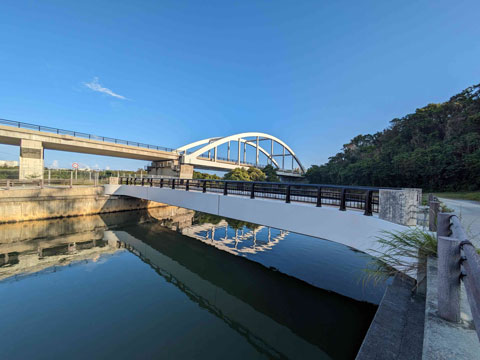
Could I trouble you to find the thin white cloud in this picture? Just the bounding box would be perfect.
[51,160,59,168]
[84,77,127,100]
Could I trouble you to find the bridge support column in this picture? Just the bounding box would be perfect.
[147,160,193,179]
[19,139,44,180]
[178,164,194,179]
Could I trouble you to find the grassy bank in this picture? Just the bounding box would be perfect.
[433,192,480,202]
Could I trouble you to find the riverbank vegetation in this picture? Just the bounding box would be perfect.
[433,191,480,202]
[306,83,480,192]
[365,228,437,285]
[195,164,280,182]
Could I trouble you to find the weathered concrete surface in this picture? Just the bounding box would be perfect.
[379,188,422,226]
[148,161,194,178]
[422,257,480,359]
[356,274,425,360]
[0,186,164,223]
[19,138,44,179]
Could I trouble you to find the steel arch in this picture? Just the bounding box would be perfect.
[177,132,305,174]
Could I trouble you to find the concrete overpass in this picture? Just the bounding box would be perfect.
[0,119,305,179]
[0,121,178,179]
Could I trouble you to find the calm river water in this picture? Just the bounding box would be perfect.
[0,207,386,359]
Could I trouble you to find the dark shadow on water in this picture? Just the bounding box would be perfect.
[117,220,377,359]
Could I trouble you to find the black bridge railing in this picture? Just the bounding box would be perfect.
[0,118,177,153]
[119,177,380,215]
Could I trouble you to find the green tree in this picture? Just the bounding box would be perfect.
[223,167,251,181]
[193,171,221,180]
[223,167,266,181]
[247,167,266,181]
[305,83,480,191]
[262,164,280,182]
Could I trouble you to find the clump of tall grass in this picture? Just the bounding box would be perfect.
[364,228,437,285]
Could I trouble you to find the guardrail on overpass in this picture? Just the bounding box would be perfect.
[0,118,177,152]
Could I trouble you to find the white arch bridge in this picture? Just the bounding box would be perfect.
[149,132,306,178]
[0,119,305,179]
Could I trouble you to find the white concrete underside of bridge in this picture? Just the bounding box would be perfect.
[104,184,411,272]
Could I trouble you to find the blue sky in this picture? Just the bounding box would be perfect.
[1,0,479,170]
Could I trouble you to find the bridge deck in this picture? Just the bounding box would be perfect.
[104,183,412,275]
[0,123,178,161]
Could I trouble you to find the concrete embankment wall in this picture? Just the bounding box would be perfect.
[0,186,164,223]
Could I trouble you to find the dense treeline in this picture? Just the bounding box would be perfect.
[306,84,480,191]
[194,164,280,182]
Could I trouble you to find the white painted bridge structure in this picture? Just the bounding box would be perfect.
[174,132,305,177]
[104,180,417,273]
[0,119,305,179]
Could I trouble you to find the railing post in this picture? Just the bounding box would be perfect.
[339,188,346,211]
[316,187,322,207]
[437,213,461,323]
[223,181,228,195]
[203,181,207,193]
[6,180,10,189]
[172,179,175,189]
[70,171,73,188]
[364,190,373,216]
[250,183,255,199]
[160,178,164,188]
[134,178,137,186]
[186,179,190,191]
[141,178,145,186]
[429,200,440,231]
[150,178,153,187]
[438,236,461,322]
[286,185,291,203]
[119,177,122,185]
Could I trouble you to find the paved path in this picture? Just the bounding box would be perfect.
[438,198,480,247]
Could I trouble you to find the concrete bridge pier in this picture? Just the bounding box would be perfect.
[19,139,43,180]
[147,160,193,179]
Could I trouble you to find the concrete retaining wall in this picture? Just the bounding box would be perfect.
[0,186,164,223]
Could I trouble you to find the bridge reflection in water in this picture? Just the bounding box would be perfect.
[0,208,377,359]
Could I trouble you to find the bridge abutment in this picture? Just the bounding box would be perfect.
[19,139,44,180]
[147,160,193,179]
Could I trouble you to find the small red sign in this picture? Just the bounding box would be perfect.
[72,162,79,169]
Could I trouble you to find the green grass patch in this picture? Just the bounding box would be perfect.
[433,192,480,202]
[364,228,437,286]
